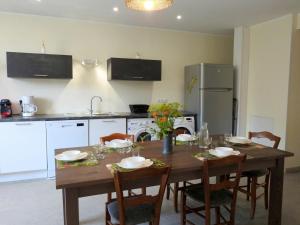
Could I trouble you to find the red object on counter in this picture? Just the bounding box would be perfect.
[0,99,13,118]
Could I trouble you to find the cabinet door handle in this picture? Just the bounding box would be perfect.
[34,74,49,77]
[102,120,116,123]
[132,76,144,79]
[15,123,32,126]
[61,125,73,128]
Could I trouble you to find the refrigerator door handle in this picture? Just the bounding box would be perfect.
[200,88,232,92]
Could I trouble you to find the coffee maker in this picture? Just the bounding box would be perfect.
[0,99,13,118]
[19,96,38,117]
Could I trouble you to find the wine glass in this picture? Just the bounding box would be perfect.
[204,136,212,149]
[189,132,198,147]
[95,141,106,160]
[224,133,232,144]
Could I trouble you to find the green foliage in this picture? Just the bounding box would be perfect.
[148,102,182,137]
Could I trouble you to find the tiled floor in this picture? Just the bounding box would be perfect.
[0,172,299,225]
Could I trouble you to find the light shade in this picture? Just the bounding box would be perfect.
[125,0,173,11]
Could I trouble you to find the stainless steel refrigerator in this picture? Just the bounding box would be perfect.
[184,63,234,134]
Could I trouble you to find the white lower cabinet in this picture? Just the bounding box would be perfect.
[0,118,127,182]
[89,118,127,145]
[0,121,47,181]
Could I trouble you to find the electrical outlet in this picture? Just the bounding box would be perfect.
[158,98,168,103]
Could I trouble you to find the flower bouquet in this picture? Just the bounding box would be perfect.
[148,102,182,154]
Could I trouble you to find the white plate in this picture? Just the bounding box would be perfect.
[117,157,153,169]
[105,139,133,148]
[55,151,88,162]
[209,149,240,157]
[176,134,197,142]
[229,136,252,145]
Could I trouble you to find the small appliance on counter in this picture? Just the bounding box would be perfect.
[0,99,13,118]
[129,104,149,114]
[19,96,38,117]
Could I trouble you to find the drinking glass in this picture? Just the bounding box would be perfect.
[189,132,198,147]
[204,136,212,149]
[131,145,140,157]
[95,141,106,160]
[224,133,232,144]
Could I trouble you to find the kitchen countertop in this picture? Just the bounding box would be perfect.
[0,111,196,122]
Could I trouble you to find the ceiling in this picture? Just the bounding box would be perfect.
[0,0,300,34]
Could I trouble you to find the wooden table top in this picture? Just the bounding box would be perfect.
[55,141,293,189]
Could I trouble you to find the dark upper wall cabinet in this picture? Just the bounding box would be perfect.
[107,58,161,81]
[6,52,73,79]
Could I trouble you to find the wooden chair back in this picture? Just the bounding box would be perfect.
[113,167,170,225]
[100,133,134,144]
[248,131,281,148]
[202,154,246,225]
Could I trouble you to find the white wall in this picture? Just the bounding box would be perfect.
[297,13,300,29]
[246,15,293,149]
[286,15,300,168]
[233,27,250,136]
[0,13,233,114]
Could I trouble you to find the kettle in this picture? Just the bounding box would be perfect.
[19,96,38,117]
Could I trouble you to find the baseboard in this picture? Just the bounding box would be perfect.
[0,170,47,183]
[286,166,300,173]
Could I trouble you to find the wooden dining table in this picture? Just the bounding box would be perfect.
[56,141,293,225]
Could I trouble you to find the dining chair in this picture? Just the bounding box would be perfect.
[180,154,246,225]
[166,129,194,213]
[100,133,140,201]
[100,133,134,145]
[105,166,171,225]
[238,131,281,219]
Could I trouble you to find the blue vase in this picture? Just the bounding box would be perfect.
[163,132,173,154]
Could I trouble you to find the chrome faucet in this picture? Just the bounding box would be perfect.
[90,96,103,115]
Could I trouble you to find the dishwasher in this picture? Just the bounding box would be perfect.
[46,120,89,178]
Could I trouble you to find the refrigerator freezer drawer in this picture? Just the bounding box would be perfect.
[200,89,233,134]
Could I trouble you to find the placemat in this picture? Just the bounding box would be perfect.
[106,158,167,173]
[193,151,218,160]
[56,152,98,169]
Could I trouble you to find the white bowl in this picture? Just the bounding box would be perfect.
[62,150,81,158]
[229,136,251,144]
[214,147,234,157]
[118,156,148,169]
[105,139,133,148]
[56,151,88,162]
[176,134,192,141]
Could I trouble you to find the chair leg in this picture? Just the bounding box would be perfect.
[174,182,179,213]
[205,205,211,225]
[166,184,170,200]
[180,191,186,225]
[105,203,111,225]
[215,207,221,224]
[264,173,270,210]
[107,193,112,201]
[142,187,146,195]
[246,177,251,201]
[250,176,257,219]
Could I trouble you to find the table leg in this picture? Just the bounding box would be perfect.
[62,188,79,225]
[268,158,284,225]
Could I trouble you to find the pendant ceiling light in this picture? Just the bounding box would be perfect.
[125,0,173,11]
